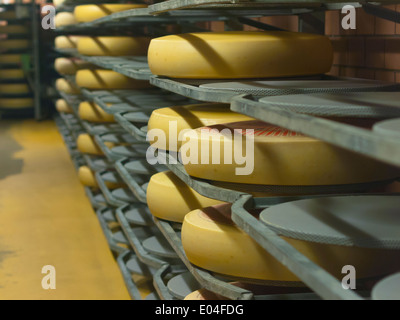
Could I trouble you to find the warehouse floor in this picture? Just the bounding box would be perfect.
[0,119,130,299]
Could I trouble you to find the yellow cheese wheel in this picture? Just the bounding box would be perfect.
[54,36,81,49]
[182,120,400,186]
[0,39,30,49]
[55,12,77,27]
[182,203,400,282]
[54,57,95,75]
[74,4,147,22]
[0,69,24,79]
[0,97,33,109]
[0,25,29,34]
[76,69,151,90]
[55,99,73,114]
[148,103,254,152]
[55,78,80,94]
[78,101,115,123]
[0,83,30,94]
[147,171,223,223]
[77,133,104,156]
[77,36,150,56]
[148,31,333,79]
[53,0,66,8]
[78,165,122,189]
[0,54,23,64]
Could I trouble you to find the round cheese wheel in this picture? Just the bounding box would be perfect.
[0,25,29,34]
[54,36,81,49]
[78,165,122,189]
[76,69,151,90]
[147,103,254,152]
[0,54,23,64]
[53,0,66,8]
[77,133,104,156]
[54,57,95,75]
[0,83,30,94]
[77,36,151,56]
[0,39,29,49]
[182,120,400,186]
[74,4,147,22]
[55,99,73,114]
[147,171,223,223]
[78,101,115,123]
[55,78,80,94]
[55,12,77,27]
[148,31,333,79]
[0,97,33,109]
[0,69,24,79]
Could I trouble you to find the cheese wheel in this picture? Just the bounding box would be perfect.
[77,36,151,56]
[0,39,29,49]
[182,120,400,186]
[55,78,80,94]
[147,103,254,152]
[74,4,147,22]
[0,11,17,20]
[76,69,151,90]
[77,133,104,156]
[55,99,73,113]
[0,69,24,79]
[54,57,95,75]
[78,165,122,189]
[147,171,223,223]
[0,25,29,34]
[148,31,333,79]
[55,12,77,27]
[53,0,66,8]
[54,36,81,49]
[0,83,30,94]
[0,98,33,109]
[0,54,22,64]
[182,203,299,281]
[78,101,115,123]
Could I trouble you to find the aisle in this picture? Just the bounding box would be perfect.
[0,119,130,300]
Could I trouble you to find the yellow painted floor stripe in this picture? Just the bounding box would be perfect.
[0,119,131,300]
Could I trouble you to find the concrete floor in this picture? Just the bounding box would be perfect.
[0,119,131,299]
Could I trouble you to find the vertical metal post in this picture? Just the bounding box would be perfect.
[31,1,42,120]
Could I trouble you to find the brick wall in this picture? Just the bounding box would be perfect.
[326,5,400,83]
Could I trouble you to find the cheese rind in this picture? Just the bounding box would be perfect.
[0,54,23,64]
[0,69,24,79]
[77,133,105,156]
[54,36,81,49]
[148,31,333,79]
[55,12,77,27]
[147,171,223,222]
[147,103,254,151]
[0,39,29,49]
[55,99,73,114]
[78,101,115,123]
[77,36,151,56]
[76,69,151,90]
[54,57,95,75]
[74,4,147,22]
[182,120,400,185]
[0,83,30,94]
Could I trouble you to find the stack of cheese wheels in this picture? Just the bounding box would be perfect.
[148,31,333,79]
[55,78,80,94]
[181,120,400,187]
[78,101,115,123]
[54,36,81,50]
[76,69,150,90]
[74,4,147,22]
[54,57,95,75]
[182,197,400,283]
[55,12,77,28]
[77,36,151,56]
[55,99,73,114]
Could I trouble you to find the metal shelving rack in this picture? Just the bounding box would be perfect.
[52,0,400,300]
